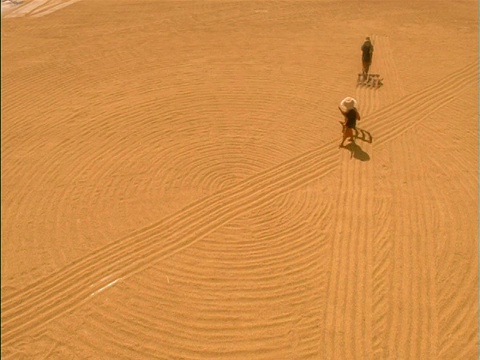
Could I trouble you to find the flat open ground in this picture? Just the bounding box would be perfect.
[2,0,478,358]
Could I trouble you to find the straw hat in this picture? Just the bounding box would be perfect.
[340,97,358,111]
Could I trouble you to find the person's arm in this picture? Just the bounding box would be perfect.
[356,110,361,121]
[338,106,346,115]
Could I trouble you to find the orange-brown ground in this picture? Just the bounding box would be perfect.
[2,0,478,358]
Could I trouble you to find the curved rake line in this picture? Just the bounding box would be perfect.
[2,60,477,347]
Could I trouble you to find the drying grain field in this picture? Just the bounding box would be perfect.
[2,0,478,358]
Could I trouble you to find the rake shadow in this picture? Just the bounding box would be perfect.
[354,127,373,144]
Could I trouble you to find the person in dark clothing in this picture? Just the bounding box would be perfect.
[338,104,361,147]
[361,37,374,77]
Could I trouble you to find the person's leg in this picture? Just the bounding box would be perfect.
[341,128,352,147]
[363,60,371,77]
[347,127,354,143]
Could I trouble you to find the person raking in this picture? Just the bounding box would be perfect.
[361,37,374,78]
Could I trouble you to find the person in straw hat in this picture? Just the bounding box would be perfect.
[338,97,361,148]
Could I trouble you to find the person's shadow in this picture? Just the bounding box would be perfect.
[337,123,373,161]
[341,141,370,161]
